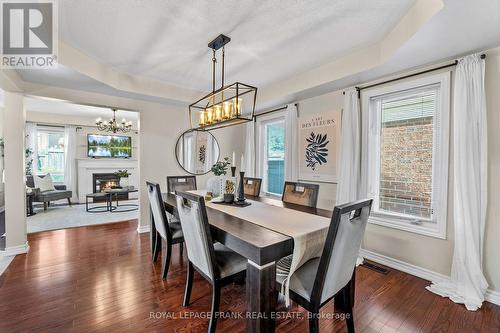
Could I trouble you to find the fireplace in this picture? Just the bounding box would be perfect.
[92,173,128,202]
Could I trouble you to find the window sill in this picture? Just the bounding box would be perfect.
[368,213,446,240]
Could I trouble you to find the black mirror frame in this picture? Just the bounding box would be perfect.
[175,129,220,176]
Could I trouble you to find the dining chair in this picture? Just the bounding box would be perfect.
[146,181,185,279]
[276,199,372,333]
[175,191,247,333]
[243,177,262,197]
[166,175,197,194]
[282,181,320,208]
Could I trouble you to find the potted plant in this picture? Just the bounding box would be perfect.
[207,157,231,197]
[115,169,130,188]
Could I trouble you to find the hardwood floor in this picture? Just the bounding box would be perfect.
[0,220,499,332]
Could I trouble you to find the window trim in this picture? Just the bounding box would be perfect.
[255,112,286,198]
[361,72,450,239]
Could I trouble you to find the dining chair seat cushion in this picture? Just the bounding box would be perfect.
[169,222,184,241]
[276,257,320,302]
[214,242,247,278]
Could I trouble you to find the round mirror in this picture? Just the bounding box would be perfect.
[175,129,220,175]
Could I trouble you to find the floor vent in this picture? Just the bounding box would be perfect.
[361,261,389,274]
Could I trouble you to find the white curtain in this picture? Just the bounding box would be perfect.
[427,54,488,311]
[284,103,299,182]
[337,88,363,266]
[64,125,78,201]
[25,122,37,175]
[244,121,255,176]
[336,88,361,205]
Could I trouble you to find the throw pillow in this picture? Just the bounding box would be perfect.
[33,174,56,192]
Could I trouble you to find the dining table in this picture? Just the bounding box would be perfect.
[161,192,334,333]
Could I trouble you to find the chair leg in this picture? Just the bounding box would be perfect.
[335,278,355,333]
[67,198,72,207]
[179,242,184,256]
[43,202,48,211]
[153,232,161,263]
[308,313,319,333]
[183,261,194,306]
[346,306,355,333]
[162,242,172,280]
[208,283,221,333]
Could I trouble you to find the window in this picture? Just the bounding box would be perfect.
[36,127,65,183]
[362,73,450,239]
[256,114,285,196]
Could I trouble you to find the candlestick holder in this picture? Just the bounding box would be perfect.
[235,171,246,205]
[230,166,236,177]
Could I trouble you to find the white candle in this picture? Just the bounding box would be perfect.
[232,152,236,166]
[241,154,245,172]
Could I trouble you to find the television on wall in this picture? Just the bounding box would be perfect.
[87,134,132,158]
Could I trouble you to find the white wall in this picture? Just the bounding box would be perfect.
[26,110,139,160]
[3,92,27,251]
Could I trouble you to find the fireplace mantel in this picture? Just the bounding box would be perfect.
[77,159,139,203]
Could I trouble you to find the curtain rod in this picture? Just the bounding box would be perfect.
[343,53,486,96]
[254,103,298,119]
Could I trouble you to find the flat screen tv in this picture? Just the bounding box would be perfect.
[87,134,132,158]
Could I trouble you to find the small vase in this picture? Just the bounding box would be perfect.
[206,175,226,197]
[119,177,129,188]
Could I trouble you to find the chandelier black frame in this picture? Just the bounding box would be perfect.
[189,34,257,130]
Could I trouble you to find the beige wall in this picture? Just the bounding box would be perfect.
[293,48,500,293]
[138,105,246,228]
[296,91,342,209]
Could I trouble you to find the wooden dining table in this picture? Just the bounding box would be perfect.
[161,192,333,333]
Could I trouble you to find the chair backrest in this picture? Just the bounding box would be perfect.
[175,191,218,281]
[243,177,262,197]
[282,181,320,208]
[146,181,171,241]
[167,176,197,194]
[311,199,372,306]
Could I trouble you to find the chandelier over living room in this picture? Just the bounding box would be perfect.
[189,34,257,130]
[95,109,133,133]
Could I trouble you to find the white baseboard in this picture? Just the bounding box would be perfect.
[137,224,150,234]
[485,289,500,306]
[2,242,29,256]
[359,248,500,306]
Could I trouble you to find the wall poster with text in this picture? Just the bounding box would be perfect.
[298,111,340,183]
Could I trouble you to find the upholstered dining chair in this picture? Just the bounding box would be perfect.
[276,199,372,333]
[166,175,197,194]
[243,177,262,197]
[175,191,247,333]
[146,181,184,279]
[282,181,320,208]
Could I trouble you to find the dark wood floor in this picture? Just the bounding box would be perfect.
[0,220,499,332]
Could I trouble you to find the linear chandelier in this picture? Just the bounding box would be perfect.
[95,108,133,133]
[189,34,257,130]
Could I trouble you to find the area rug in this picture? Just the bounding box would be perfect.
[27,200,139,233]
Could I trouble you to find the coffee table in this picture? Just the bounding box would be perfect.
[86,192,112,213]
[104,187,139,213]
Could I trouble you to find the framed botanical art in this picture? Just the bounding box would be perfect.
[298,111,341,183]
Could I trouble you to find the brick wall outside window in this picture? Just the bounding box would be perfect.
[379,116,433,218]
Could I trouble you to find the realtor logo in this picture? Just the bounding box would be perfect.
[1,0,58,68]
